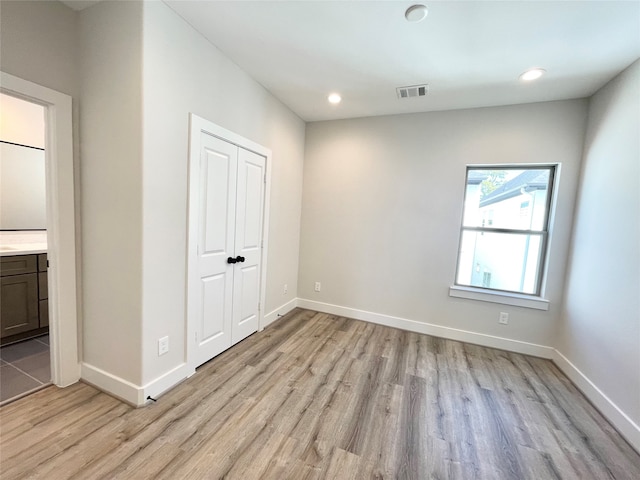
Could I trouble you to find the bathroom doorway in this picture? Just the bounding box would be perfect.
[0,72,79,397]
[0,93,51,404]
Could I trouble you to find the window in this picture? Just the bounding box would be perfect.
[455,166,556,296]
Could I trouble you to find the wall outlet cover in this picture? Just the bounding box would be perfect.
[158,336,169,356]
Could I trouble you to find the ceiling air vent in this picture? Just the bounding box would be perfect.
[396,84,429,99]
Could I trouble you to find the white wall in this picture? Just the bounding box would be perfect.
[79,1,144,385]
[557,59,640,445]
[0,93,46,149]
[140,1,305,386]
[300,100,587,350]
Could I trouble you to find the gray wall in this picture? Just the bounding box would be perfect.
[300,100,588,348]
[558,60,640,430]
[0,0,78,98]
[79,0,145,384]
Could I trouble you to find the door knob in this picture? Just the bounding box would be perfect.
[235,256,245,263]
[227,257,237,264]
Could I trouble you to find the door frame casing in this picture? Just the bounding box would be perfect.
[186,113,272,373]
[0,72,80,386]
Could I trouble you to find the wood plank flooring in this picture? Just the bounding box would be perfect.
[1,308,638,479]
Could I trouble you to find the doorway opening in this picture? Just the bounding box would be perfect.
[0,71,79,397]
[0,93,51,404]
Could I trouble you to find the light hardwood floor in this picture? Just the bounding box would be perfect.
[1,309,638,479]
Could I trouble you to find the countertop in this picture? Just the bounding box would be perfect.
[0,244,48,256]
[0,231,48,257]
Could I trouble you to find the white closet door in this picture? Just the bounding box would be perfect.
[194,133,237,367]
[232,148,265,344]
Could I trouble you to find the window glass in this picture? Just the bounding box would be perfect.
[457,231,543,295]
[456,166,555,295]
[462,169,551,231]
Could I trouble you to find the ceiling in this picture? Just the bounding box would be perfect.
[65,1,640,122]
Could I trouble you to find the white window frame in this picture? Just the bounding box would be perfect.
[449,164,557,310]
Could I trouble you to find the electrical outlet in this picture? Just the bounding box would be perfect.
[158,336,169,356]
[283,284,288,295]
[314,282,321,292]
[499,312,509,325]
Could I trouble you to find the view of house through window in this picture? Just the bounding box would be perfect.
[455,166,555,295]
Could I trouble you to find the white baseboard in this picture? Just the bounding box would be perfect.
[262,297,299,329]
[552,349,640,452]
[81,362,142,406]
[81,362,192,407]
[141,363,193,405]
[80,297,300,407]
[297,298,554,358]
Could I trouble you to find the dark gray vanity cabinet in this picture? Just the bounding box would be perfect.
[0,254,48,342]
[1,255,39,338]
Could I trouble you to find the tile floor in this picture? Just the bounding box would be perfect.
[0,335,51,405]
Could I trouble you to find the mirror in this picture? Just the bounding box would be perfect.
[0,93,46,230]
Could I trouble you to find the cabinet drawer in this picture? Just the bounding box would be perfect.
[1,255,37,277]
[1,273,39,338]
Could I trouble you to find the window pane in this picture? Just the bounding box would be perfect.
[463,169,551,231]
[457,230,543,294]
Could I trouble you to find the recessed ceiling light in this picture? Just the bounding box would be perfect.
[328,93,342,104]
[519,68,546,81]
[405,4,428,23]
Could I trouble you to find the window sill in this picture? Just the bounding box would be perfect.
[449,285,550,311]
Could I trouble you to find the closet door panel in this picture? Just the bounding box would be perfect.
[232,148,265,344]
[194,133,237,366]
[233,264,259,343]
[201,273,226,341]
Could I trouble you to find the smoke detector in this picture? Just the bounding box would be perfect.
[405,5,428,23]
[396,84,429,99]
